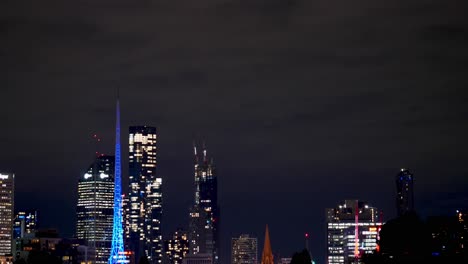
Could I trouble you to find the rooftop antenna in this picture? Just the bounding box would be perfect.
[202,141,207,163]
[193,141,199,165]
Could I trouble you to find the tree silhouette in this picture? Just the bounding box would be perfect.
[27,249,61,264]
[138,255,150,264]
[13,258,27,264]
[290,249,311,264]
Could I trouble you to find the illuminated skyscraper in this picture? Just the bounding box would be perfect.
[396,168,414,217]
[188,144,219,264]
[165,229,190,264]
[326,200,381,264]
[231,234,257,264]
[126,126,162,263]
[13,210,38,239]
[0,173,14,257]
[76,155,115,264]
[109,100,125,264]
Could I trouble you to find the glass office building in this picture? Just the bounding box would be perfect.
[76,155,115,264]
[126,126,162,264]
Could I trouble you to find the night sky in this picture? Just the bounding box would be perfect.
[1,0,468,263]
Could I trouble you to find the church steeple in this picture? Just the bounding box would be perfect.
[261,225,274,264]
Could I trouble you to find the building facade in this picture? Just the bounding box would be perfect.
[0,173,14,258]
[165,229,190,264]
[231,234,257,264]
[76,155,115,264]
[396,168,414,217]
[13,210,38,239]
[326,200,381,264]
[188,144,219,264]
[126,126,162,264]
[182,253,213,264]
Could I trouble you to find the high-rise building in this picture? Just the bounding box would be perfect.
[396,168,414,217]
[165,229,190,264]
[76,155,115,264]
[260,225,273,264]
[326,200,381,264]
[126,126,162,264]
[13,210,38,239]
[188,144,219,264]
[231,234,257,264]
[0,173,14,258]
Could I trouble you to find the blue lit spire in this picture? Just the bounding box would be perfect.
[109,100,126,264]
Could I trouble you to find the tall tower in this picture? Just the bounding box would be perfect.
[126,126,161,263]
[188,143,219,264]
[396,168,414,217]
[260,225,273,264]
[109,100,125,264]
[0,173,14,258]
[231,234,257,264]
[77,155,115,263]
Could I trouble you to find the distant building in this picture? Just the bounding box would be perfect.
[0,173,14,258]
[126,126,162,264]
[260,225,273,264]
[165,229,190,264]
[231,234,257,264]
[14,229,61,261]
[326,200,381,264]
[278,258,291,264]
[188,144,219,264]
[13,210,38,239]
[76,155,115,264]
[13,229,84,263]
[182,253,213,264]
[427,210,468,257]
[396,168,414,216]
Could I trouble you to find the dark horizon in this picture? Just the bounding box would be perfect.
[2,0,468,263]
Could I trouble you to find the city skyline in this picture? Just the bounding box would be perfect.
[2,0,468,263]
[3,106,467,264]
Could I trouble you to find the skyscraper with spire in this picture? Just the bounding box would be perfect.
[260,225,273,264]
[188,143,219,264]
[126,126,162,263]
[109,100,125,264]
